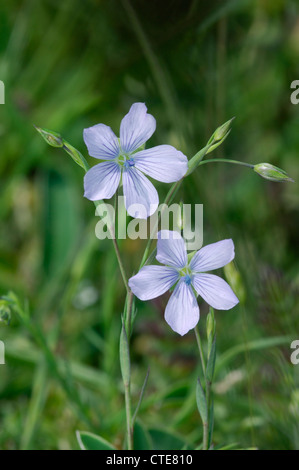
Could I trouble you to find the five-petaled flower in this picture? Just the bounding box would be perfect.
[129,230,239,336]
[83,103,188,218]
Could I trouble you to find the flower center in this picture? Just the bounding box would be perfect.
[183,274,192,285]
[117,154,135,169]
[179,267,193,285]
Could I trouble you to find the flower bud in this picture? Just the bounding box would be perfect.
[34,126,63,148]
[187,118,235,175]
[224,262,246,305]
[211,117,235,143]
[254,163,294,183]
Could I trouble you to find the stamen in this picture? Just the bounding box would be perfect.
[124,157,135,169]
[184,274,192,285]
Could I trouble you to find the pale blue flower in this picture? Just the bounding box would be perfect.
[129,230,239,336]
[83,103,188,218]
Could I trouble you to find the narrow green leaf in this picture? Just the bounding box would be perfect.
[148,428,190,450]
[133,421,153,450]
[196,377,208,424]
[132,368,150,424]
[76,431,116,450]
[214,442,240,450]
[62,140,89,172]
[216,335,292,372]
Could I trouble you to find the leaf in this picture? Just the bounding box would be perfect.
[216,335,292,372]
[133,421,153,450]
[148,428,190,450]
[76,431,116,450]
[196,377,208,424]
[213,442,240,450]
[62,140,89,172]
[132,368,150,424]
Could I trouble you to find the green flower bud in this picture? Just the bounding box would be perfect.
[254,163,294,183]
[211,117,235,143]
[34,126,63,148]
[187,118,235,175]
[224,262,246,305]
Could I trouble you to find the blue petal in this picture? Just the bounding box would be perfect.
[156,230,187,269]
[84,124,120,160]
[190,239,235,273]
[129,265,178,301]
[120,103,156,154]
[84,161,121,201]
[165,280,200,336]
[192,273,239,310]
[134,145,188,182]
[122,166,158,219]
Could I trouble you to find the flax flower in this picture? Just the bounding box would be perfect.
[83,103,188,218]
[129,230,239,335]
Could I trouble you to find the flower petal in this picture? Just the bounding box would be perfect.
[120,103,156,153]
[122,166,158,219]
[84,161,121,201]
[134,145,188,182]
[83,124,120,160]
[129,265,178,301]
[190,239,235,273]
[165,280,200,335]
[156,230,187,269]
[192,273,239,310]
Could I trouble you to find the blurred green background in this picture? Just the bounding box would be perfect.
[0,0,299,450]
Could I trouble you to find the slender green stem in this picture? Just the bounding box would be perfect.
[194,326,210,450]
[124,382,133,450]
[194,326,206,377]
[125,290,134,448]
[204,381,212,450]
[121,289,134,449]
[111,236,129,292]
[197,158,254,169]
[203,420,209,451]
